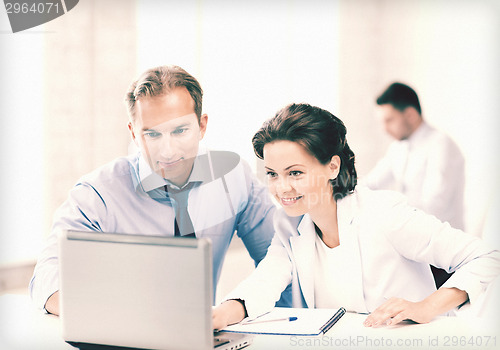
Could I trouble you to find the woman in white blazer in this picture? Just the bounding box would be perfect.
[213,103,500,329]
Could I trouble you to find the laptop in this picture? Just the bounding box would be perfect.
[58,230,253,350]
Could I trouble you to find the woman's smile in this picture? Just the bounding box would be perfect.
[278,195,304,206]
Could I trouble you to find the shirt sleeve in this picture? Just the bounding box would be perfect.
[29,182,108,311]
[418,137,465,228]
[233,160,276,266]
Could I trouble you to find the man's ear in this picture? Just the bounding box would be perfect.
[329,155,341,180]
[199,113,208,140]
[403,106,420,122]
[128,122,138,146]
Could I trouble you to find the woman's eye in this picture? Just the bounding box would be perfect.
[289,171,303,177]
[266,171,277,178]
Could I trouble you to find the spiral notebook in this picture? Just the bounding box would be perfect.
[222,307,346,336]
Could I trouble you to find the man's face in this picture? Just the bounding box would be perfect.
[128,87,208,187]
[375,104,412,141]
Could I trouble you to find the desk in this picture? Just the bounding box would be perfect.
[0,294,73,350]
[1,294,499,350]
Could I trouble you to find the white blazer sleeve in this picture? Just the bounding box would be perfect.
[222,212,295,319]
[382,195,500,305]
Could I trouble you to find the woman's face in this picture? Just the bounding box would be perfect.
[263,140,340,217]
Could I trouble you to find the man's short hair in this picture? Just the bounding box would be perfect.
[125,65,203,122]
[376,82,421,115]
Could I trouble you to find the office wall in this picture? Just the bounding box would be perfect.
[137,0,499,234]
[42,0,136,236]
[0,0,136,268]
[1,23,44,266]
[1,0,498,270]
[337,0,500,234]
[136,0,340,165]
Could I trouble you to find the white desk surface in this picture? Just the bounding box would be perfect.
[1,294,499,350]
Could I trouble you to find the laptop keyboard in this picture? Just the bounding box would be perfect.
[213,336,231,348]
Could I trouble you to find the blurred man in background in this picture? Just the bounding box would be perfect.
[364,82,465,288]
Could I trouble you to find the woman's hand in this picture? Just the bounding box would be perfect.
[45,291,60,316]
[363,297,434,327]
[212,299,247,331]
[364,288,468,327]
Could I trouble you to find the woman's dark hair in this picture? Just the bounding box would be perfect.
[252,103,357,200]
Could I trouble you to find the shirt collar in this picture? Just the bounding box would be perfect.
[407,121,430,146]
[296,190,357,237]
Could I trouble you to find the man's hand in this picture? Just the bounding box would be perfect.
[45,291,60,316]
[212,299,246,331]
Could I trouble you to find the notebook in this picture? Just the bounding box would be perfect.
[58,229,253,350]
[223,307,346,336]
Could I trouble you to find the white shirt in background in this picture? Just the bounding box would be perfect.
[364,122,465,230]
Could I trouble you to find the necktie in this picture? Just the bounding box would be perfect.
[165,185,195,238]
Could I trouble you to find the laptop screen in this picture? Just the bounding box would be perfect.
[59,230,214,350]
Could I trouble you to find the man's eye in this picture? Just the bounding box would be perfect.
[144,131,161,138]
[172,128,187,135]
[289,171,303,177]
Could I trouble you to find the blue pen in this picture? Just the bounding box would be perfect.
[242,316,298,325]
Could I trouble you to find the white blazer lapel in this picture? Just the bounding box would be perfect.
[290,214,317,308]
[337,193,368,313]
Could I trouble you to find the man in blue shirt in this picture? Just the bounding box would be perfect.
[29,65,279,315]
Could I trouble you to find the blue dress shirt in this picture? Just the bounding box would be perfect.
[29,147,278,311]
